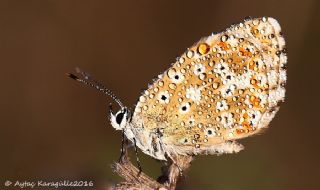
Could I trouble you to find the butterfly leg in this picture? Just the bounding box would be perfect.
[133,138,142,174]
[118,130,129,164]
[159,154,193,188]
[165,153,184,175]
[111,102,129,163]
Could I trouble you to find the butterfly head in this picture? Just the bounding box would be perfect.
[67,68,132,131]
[110,106,131,130]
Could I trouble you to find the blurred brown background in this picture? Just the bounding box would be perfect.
[0,0,319,189]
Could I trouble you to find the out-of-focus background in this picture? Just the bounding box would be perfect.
[0,0,319,189]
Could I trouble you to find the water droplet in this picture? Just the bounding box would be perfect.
[169,83,177,90]
[252,19,260,26]
[179,57,185,64]
[139,96,146,102]
[268,33,275,39]
[199,73,207,80]
[158,81,164,86]
[149,93,155,98]
[221,35,229,42]
[262,17,267,22]
[212,47,217,52]
[197,43,210,55]
[250,78,257,85]
[212,82,219,89]
[186,50,194,58]
[167,68,177,78]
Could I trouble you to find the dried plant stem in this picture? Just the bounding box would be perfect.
[111,155,193,190]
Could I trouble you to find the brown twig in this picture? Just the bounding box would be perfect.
[110,155,193,190]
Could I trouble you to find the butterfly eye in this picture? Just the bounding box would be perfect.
[116,112,124,125]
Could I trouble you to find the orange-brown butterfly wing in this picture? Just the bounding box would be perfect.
[133,17,286,156]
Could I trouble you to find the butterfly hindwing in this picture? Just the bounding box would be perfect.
[132,17,286,157]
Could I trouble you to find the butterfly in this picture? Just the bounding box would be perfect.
[68,17,286,165]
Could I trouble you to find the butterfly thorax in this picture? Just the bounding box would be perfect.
[125,115,167,160]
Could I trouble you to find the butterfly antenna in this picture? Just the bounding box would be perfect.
[66,69,124,108]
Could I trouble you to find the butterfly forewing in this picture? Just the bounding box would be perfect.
[133,17,286,156]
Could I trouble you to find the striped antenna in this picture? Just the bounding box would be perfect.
[66,68,124,108]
